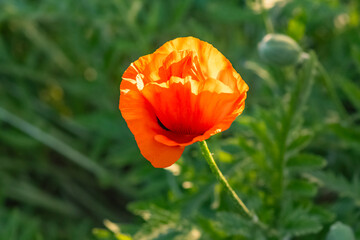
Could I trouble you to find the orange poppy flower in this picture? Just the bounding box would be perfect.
[119,37,248,168]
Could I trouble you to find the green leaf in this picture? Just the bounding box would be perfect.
[285,217,323,237]
[216,150,234,163]
[103,220,133,240]
[20,20,73,72]
[309,206,335,224]
[127,202,184,240]
[243,61,277,91]
[128,202,177,222]
[287,154,327,171]
[287,130,314,153]
[340,75,360,112]
[3,180,80,216]
[0,209,41,240]
[249,119,278,160]
[172,227,201,240]
[0,107,107,178]
[330,123,360,144]
[351,44,360,73]
[133,222,177,240]
[213,212,251,238]
[326,222,355,240]
[282,208,323,237]
[206,2,252,23]
[93,228,114,239]
[115,233,133,240]
[310,171,360,206]
[286,179,318,197]
[287,18,306,41]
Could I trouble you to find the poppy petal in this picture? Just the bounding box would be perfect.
[155,37,236,86]
[120,89,184,168]
[120,37,249,167]
[142,76,244,146]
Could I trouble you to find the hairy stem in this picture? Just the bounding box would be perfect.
[199,140,278,237]
[199,140,252,217]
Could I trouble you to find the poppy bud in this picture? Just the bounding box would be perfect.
[258,34,303,67]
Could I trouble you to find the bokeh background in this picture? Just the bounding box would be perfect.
[1,0,359,239]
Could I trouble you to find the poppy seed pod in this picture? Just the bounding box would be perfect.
[258,34,303,67]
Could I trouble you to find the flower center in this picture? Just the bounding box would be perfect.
[142,76,238,139]
[156,116,171,132]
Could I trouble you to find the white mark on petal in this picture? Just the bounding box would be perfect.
[120,89,130,94]
[136,73,144,90]
[213,129,222,134]
[122,77,137,84]
[131,63,139,73]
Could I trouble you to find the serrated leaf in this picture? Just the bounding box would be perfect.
[127,202,183,240]
[286,180,318,197]
[238,137,257,156]
[287,154,326,171]
[249,120,278,159]
[287,131,314,153]
[309,206,335,223]
[213,212,251,238]
[127,202,177,222]
[326,222,355,240]
[181,184,213,217]
[310,171,360,206]
[286,218,323,237]
[282,208,323,237]
[133,218,177,240]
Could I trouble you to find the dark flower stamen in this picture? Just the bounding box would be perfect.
[157,117,170,131]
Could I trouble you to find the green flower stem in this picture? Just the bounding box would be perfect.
[258,0,274,33]
[199,140,274,232]
[199,140,251,217]
[199,141,277,236]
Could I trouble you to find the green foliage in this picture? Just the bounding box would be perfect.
[311,171,360,206]
[213,212,252,238]
[287,154,327,171]
[326,222,355,240]
[0,209,42,240]
[281,207,323,237]
[0,206,94,240]
[0,0,359,239]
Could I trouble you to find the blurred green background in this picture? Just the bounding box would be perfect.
[1,0,360,239]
